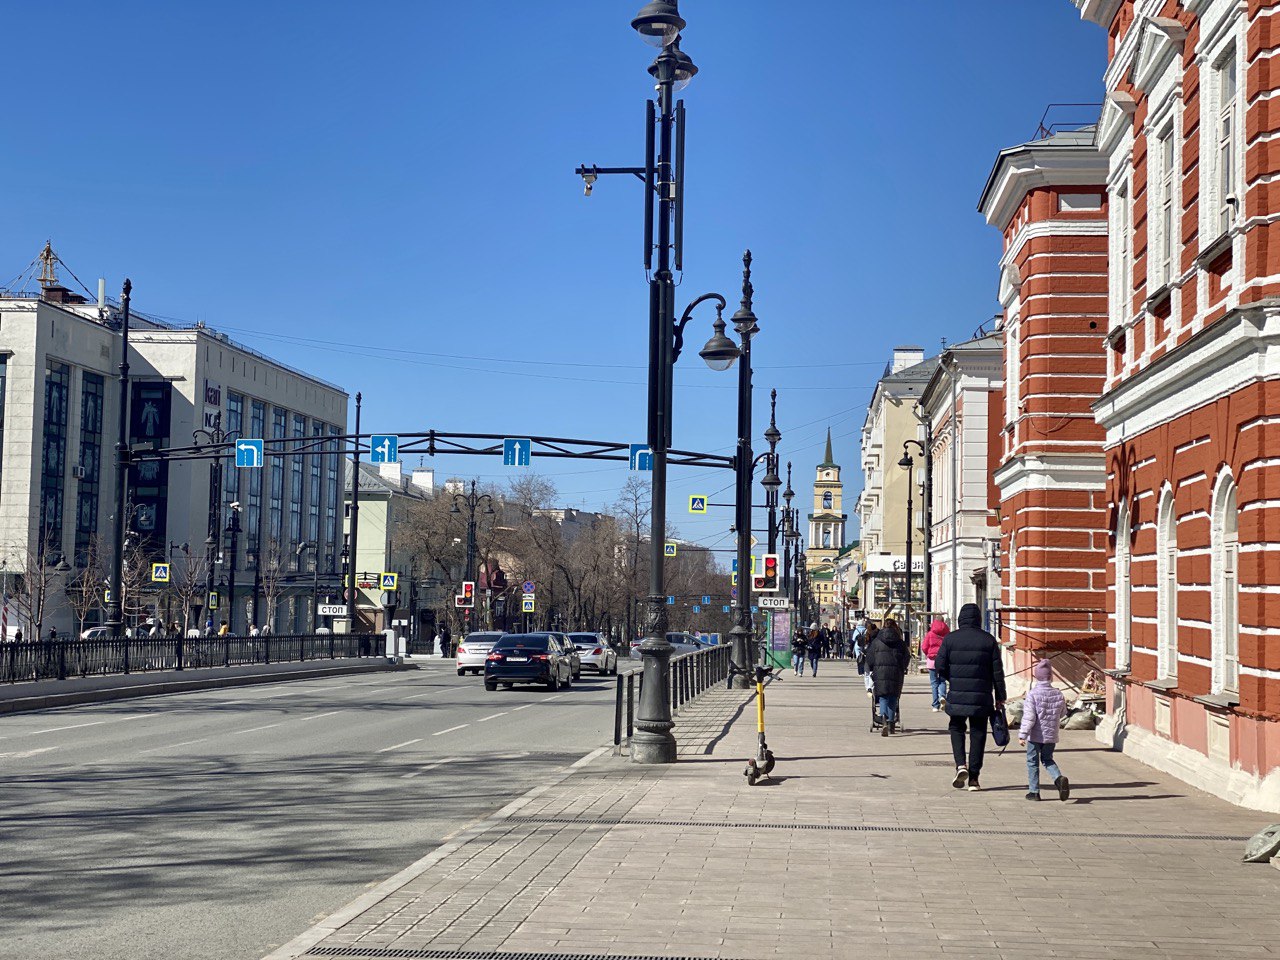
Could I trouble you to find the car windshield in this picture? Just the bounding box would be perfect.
[465,633,502,645]
[568,634,599,646]
[495,635,551,652]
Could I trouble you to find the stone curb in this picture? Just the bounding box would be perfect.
[260,745,612,960]
[0,660,411,715]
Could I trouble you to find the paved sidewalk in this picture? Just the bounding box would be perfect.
[267,663,1280,960]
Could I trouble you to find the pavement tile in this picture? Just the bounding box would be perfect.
[280,668,1280,960]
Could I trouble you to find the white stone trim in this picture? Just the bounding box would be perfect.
[993,453,1106,498]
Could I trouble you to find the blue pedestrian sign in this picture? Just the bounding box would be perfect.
[236,439,263,468]
[666,596,675,605]
[629,444,653,472]
[702,595,710,605]
[664,542,677,557]
[503,438,532,467]
[689,495,707,514]
[692,605,701,614]
[722,605,730,613]
[370,435,399,464]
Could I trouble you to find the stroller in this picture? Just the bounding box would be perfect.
[867,653,911,734]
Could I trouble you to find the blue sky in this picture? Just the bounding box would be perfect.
[2,2,1107,552]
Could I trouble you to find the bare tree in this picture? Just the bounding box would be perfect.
[169,549,211,635]
[65,538,105,638]
[12,541,67,639]
[258,538,287,633]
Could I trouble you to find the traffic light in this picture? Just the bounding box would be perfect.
[456,581,475,608]
[753,554,780,593]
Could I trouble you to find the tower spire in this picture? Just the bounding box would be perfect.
[821,427,834,467]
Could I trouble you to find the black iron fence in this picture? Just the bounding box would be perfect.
[1,633,387,684]
[613,642,733,747]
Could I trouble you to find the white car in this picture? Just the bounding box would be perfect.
[456,631,504,676]
[80,626,112,640]
[567,632,618,675]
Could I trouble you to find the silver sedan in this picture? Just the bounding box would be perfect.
[567,632,618,675]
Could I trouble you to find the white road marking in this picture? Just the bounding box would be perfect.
[510,704,533,712]
[432,724,468,737]
[137,736,209,754]
[400,756,459,779]
[477,712,507,722]
[0,745,61,760]
[27,714,146,737]
[377,738,423,753]
[229,722,283,736]
[298,710,343,722]
[399,690,441,700]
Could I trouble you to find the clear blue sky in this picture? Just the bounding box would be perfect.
[2,2,1106,552]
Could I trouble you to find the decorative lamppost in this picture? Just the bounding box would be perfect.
[224,503,242,633]
[763,391,783,555]
[902,433,932,629]
[105,279,132,637]
[897,448,918,648]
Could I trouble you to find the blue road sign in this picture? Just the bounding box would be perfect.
[522,580,535,594]
[666,595,675,605]
[664,543,677,557]
[503,438,532,466]
[236,439,264,468]
[629,444,653,471]
[702,595,711,605]
[731,587,738,599]
[370,434,398,464]
[751,606,758,613]
[689,495,707,514]
[722,605,730,613]
[692,605,701,614]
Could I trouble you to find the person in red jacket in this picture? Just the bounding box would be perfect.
[920,619,950,711]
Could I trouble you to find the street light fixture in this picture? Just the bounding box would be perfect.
[631,0,685,47]
[451,480,494,635]
[898,448,917,648]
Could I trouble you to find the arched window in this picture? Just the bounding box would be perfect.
[823,530,831,548]
[1116,503,1132,671]
[1156,488,1179,680]
[1211,474,1240,696]
[823,491,832,510]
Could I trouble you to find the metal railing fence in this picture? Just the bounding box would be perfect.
[613,642,733,747]
[1,633,386,684]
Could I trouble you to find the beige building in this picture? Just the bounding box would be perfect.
[805,430,848,626]
[856,346,935,620]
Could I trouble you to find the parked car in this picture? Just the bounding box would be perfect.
[484,633,575,691]
[630,632,705,659]
[557,633,583,681]
[568,632,618,675]
[81,626,111,641]
[456,631,505,676]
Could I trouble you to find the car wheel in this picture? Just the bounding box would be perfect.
[484,682,497,691]
[457,668,465,676]
[546,672,559,692]
[573,669,581,682]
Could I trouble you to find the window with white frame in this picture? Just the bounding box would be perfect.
[1215,46,1239,236]
[1156,488,1179,680]
[1005,319,1020,429]
[1210,474,1239,696]
[1111,175,1132,329]
[1155,125,1176,288]
[1116,503,1132,671]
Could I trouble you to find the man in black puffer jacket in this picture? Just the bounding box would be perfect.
[934,603,1006,792]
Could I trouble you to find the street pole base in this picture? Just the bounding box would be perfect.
[631,722,677,764]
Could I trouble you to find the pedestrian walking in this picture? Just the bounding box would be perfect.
[935,603,1006,792]
[218,620,229,637]
[867,618,908,735]
[808,628,823,677]
[855,620,877,697]
[791,629,808,676]
[1020,659,1071,801]
[249,624,261,637]
[920,618,950,711]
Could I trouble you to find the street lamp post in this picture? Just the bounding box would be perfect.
[763,391,782,556]
[106,279,132,637]
[451,479,494,635]
[225,503,241,633]
[194,411,234,634]
[346,392,362,632]
[903,428,934,624]
[700,252,761,688]
[897,448,917,649]
[782,462,795,597]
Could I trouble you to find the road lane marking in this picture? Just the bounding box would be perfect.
[477,712,507,722]
[377,738,423,753]
[401,756,459,779]
[299,710,343,722]
[229,722,283,736]
[0,745,61,760]
[137,736,209,754]
[432,724,468,737]
[510,704,533,712]
[26,714,147,737]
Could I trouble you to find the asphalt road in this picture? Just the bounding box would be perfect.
[0,658,631,960]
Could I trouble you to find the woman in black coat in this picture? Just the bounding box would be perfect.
[867,619,909,735]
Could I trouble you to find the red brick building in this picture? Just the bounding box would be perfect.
[1075,0,1280,810]
[978,128,1112,691]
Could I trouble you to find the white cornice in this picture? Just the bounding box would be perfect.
[1074,0,1123,27]
[1096,301,1280,443]
[1131,17,1186,94]
[980,142,1108,231]
[1000,219,1109,272]
[993,453,1108,498]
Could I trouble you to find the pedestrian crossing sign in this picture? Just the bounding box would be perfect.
[522,597,535,613]
[689,495,707,514]
[151,563,170,583]
[380,572,398,591]
[664,542,678,557]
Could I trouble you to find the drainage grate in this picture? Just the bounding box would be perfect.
[306,948,713,960]
[507,815,1246,843]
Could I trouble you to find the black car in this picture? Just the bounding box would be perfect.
[484,633,575,691]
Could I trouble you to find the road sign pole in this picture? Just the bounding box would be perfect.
[347,393,362,635]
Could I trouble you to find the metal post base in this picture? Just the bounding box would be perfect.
[729,623,752,689]
[632,597,676,764]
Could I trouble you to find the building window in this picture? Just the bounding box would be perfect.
[1111,174,1132,332]
[1210,474,1239,696]
[1156,488,1178,681]
[822,491,832,510]
[75,372,105,565]
[269,407,286,545]
[308,421,323,545]
[1155,125,1176,288]
[1115,503,1132,671]
[290,414,306,545]
[226,392,244,505]
[247,399,265,545]
[1005,318,1020,429]
[41,361,71,556]
[1215,47,1239,236]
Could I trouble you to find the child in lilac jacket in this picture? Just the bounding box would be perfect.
[1018,659,1071,801]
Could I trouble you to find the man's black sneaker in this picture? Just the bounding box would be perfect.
[1026,792,1040,801]
[1055,775,1071,801]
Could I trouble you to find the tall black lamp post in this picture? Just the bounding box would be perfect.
[781,462,796,597]
[897,447,919,649]
[346,393,363,633]
[224,503,242,632]
[451,479,494,635]
[106,279,132,637]
[763,391,782,555]
[700,253,761,688]
[194,411,235,633]
[901,434,932,630]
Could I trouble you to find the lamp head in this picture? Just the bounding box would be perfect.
[648,36,698,90]
[699,312,740,371]
[581,167,598,197]
[898,452,913,469]
[630,0,685,48]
